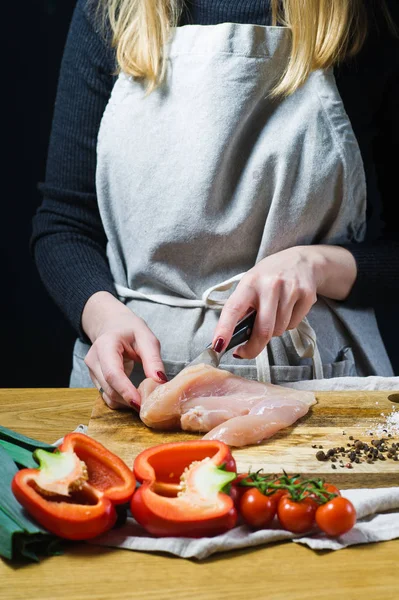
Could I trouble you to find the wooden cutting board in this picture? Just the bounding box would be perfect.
[87,390,399,489]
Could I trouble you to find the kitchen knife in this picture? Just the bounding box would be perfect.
[186,310,257,369]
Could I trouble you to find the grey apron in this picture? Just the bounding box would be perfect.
[70,23,393,389]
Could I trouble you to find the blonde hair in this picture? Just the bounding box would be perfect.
[100,0,395,96]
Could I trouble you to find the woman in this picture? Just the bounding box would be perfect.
[32,0,399,408]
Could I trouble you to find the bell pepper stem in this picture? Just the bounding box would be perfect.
[34,449,79,478]
[33,448,88,497]
[181,460,237,499]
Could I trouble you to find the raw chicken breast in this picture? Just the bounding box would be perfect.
[138,364,316,447]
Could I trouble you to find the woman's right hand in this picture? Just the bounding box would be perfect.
[81,292,167,410]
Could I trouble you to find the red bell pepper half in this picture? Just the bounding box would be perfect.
[12,433,136,540]
[131,440,238,537]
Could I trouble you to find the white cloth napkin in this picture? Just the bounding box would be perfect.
[88,487,399,559]
[282,376,399,391]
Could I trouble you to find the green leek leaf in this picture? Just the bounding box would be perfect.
[0,440,37,469]
[0,445,63,561]
[0,425,54,452]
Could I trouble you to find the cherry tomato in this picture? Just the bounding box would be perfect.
[266,477,294,508]
[229,473,250,509]
[277,496,317,533]
[303,482,341,508]
[302,494,320,511]
[322,483,341,497]
[239,488,276,528]
[315,497,356,536]
[268,488,288,511]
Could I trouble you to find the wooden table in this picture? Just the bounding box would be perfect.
[1,388,398,600]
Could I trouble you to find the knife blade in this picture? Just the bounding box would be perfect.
[186,310,257,369]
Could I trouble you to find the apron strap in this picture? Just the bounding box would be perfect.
[115,284,207,308]
[115,273,246,309]
[289,318,324,380]
[115,274,323,380]
[201,272,246,307]
[256,347,272,383]
[256,320,323,383]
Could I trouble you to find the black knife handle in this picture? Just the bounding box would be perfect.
[205,310,257,354]
[224,310,257,353]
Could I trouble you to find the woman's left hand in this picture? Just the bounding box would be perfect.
[212,245,357,359]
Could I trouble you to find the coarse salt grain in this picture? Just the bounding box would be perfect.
[366,406,399,437]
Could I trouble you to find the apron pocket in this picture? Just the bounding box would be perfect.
[221,346,357,384]
[269,346,357,384]
[163,359,261,381]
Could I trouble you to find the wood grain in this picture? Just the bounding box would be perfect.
[1,539,399,600]
[88,390,399,488]
[1,388,399,600]
[0,388,97,443]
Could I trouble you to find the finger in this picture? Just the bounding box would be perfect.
[89,373,127,410]
[85,346,138,408]
[98,375,130,409]
[286,294,316,330]
[90,366,136,410]
[272,286,298,338]
[235,286,279,359]
[94,342,142,407]
[212,285,256,353]
[122,356,135,378]
[132,323,168,384]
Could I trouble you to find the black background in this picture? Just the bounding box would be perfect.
[2,1,398,388]
[3,1,77,387]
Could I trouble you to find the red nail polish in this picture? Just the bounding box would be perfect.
[233,353,243,360]
[156,371,168,383]
[130,400,140,412]
[213,337,225,353]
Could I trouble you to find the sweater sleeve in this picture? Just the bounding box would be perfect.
[31,0,117,340]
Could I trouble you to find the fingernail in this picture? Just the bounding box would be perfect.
[130,399,140,412]
[213,337,225,353]
[156,371,168,383]
[233,353,243,360]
